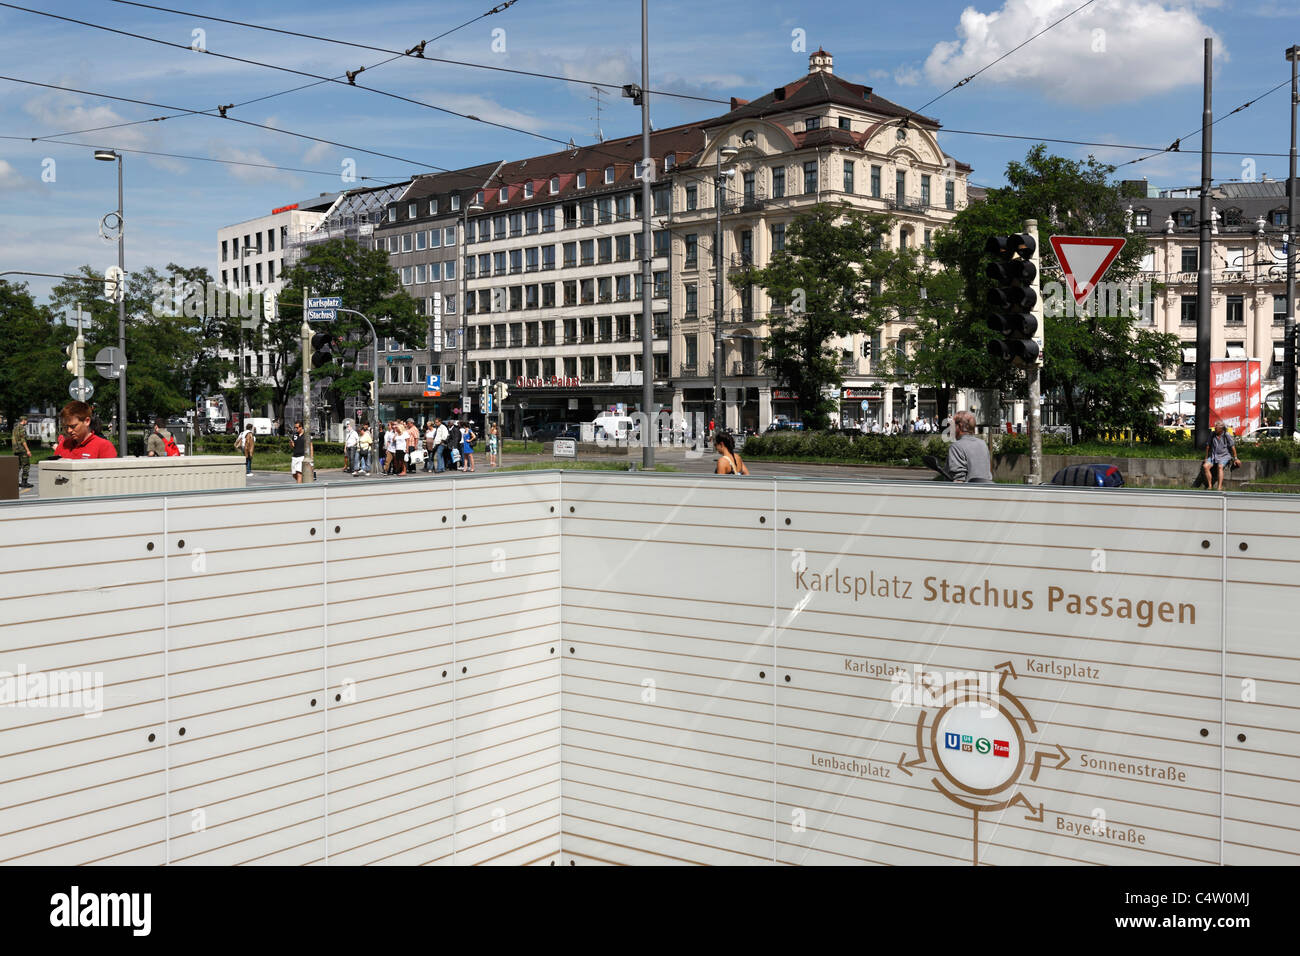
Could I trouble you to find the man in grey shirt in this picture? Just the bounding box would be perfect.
[947,410,993,483]
[1201,422,1239,491]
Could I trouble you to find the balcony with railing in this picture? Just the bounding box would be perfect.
[730,361,759,376]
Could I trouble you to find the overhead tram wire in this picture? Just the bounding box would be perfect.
[105,0,729,105]
[12,0,520,142]
[1115,76,1297,170]
[0,75,447,172]
[897,0,1099,127]
[0,134,407,181]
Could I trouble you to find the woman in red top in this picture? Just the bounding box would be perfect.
[54,401,118,459]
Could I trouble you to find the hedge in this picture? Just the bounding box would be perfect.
[742,432,950,464]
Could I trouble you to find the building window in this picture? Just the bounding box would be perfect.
[1134,209,1149,227]
[1275,295,1289,324]
[402,233,413,253]
[685,184,698,210]
[843,161,854,194]
[509,212,523,237]
[415,230,427,251]
[1181,248,1198,273]
[499,186,508,203]
[838,116,851,131]
[598,197,613,224]
[451,194,461,211]
[772,166,785,199]
[803,161,818,194]
[598,237,612,263]
[1180,295,1198,324]
[743,171,755,205]
[806,116,820,131]
[493,215,507,239]
[685,234,698,267]
[1177,209,1195,227]
[408,203,417,218]
[415,264,427,283]
[653,229,670,257]
[605,166,615,184]
[494,251,507,274]
[429,229,441,249]
[895,170,906,200]
[445,294,455,314]
[541,207,555,232]
[402,266,413,285]
[580,239,595,266]
[542,245,556,270]
[549,176,559,195]
[576,171,587,189]
[221,239,228,262]
[685,283,698,315]
[542,283,556,308]
[616,235,631,261]
[444,260,455,280]
[429,198,439,215]
[1226,295,1245,325]
[924,229,932,250]
[581,201,595,226]
[1273,209,1289,227]
[920,175,931,207]
[445,227,455,246]
[772,223,785,251]
[524,182,534,199]
[510,249,523,274]
[653,185,670,215]
[526,210,539,234]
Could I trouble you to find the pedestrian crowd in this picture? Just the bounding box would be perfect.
[341,417,478,478]
[857,417,942,435]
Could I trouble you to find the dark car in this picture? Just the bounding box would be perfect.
[534,421,581,442]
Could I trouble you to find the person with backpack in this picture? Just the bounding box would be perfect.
[235,423,255,474]
[147,418,180,458]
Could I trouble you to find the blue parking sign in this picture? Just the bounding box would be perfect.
[426,374,441,390]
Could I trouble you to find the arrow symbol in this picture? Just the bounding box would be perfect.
[1010,792,1044,822]
[994,660,1016,692]
[896,751,926,777]
[1030,743,1071,781]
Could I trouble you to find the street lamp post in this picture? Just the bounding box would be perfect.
[334,308,379,428]
[1284,44,1298,436]
[94,149,127,456]
[713,146,738,436]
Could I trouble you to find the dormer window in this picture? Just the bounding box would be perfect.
[549,176,560,194]
[473,190,484,206]
[576,171,587,189]
[524,182,534,199]
[499,186,508,203]
[1272,208,1289,227]
[1223,207,1242,226]
[1177,209,1195,227]
[451,194,461,211]
[806,117,820,131]
[664,154,675,170]
[604,166,615,184]
[1134,209,1149,227]
[408,203,417,218]
[429,198,439,215]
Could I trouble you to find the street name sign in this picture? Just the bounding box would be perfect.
[307,308,336,321]
[307,296,342,308]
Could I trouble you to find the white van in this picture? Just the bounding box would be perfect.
[592,414,635,442]
[244,417,274,435]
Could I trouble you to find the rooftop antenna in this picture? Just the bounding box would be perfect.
[588,85,606,142]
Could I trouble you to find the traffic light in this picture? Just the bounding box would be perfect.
[984,233,1039,367]
[65,340,80,376]
[310,331,333,369]
[494,381,508,406]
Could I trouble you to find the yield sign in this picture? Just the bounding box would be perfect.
[1048,235,1126,305]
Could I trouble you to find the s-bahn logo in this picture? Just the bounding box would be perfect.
[944,732,1010,756]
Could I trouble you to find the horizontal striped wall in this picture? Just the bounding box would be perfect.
[1,472,1296,865]
[557,474,1299,867]
[0,474,561,866]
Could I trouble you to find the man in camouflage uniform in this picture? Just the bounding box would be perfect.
[11,415,32,489]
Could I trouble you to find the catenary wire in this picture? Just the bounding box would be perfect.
[105,0,729,104]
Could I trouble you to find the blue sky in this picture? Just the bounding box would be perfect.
[1,0,1295,304]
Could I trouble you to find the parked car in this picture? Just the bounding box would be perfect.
[1240,426,1300,442]
[534,420,582,442]
[764,416,804,433]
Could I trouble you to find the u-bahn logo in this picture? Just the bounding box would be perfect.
[944,732,1010,757]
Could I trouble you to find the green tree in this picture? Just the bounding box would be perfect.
[872,250,975,423]
[731,203,893,430]
[49,265,219,424]
[278,239,420,426]
[0,281,70,427]
[937,145,1179,442]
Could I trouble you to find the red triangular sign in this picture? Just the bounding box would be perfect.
[1048,236,1126,305]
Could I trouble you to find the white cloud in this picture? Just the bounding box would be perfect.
[206,142,303,188]
[894,66,922,87]
[923,0,1225,106]
[0,160,27,192]
[426,92,562,135]
[301,141,334,164]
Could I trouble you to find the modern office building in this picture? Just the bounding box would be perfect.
[215,194,336,422]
